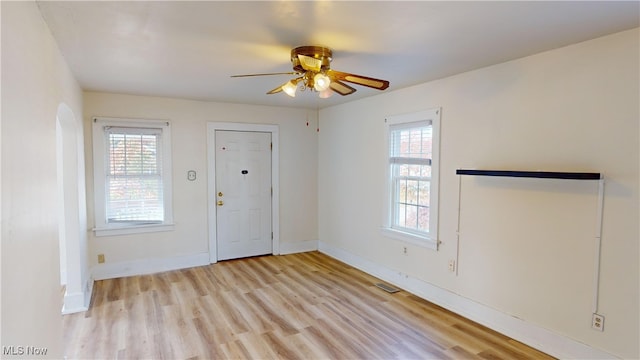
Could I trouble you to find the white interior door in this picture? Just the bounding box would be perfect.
[215,130,272,260]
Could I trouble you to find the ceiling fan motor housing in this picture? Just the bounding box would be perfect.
[291,46,332,72]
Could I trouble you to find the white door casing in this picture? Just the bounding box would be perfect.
[207,122,280,263]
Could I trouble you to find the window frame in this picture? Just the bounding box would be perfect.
[382,108,441,250]
[92,117,174,236]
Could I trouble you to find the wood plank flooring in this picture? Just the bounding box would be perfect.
[63,251,554,359]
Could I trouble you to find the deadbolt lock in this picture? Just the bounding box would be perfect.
[218,192,223,197]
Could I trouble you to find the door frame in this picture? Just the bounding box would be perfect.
[206,122,280,263]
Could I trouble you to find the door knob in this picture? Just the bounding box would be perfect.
[217,200,224,206]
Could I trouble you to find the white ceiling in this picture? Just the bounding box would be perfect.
[37,1,639,109]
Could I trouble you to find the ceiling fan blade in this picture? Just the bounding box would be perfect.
[328,70,390,90]
[329,80,357,96]
[266,83,286,94]
[297,55,322,72]
[231,72,296,78]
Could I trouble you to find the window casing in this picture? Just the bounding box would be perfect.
[92,117,173,236]
[383,108,440,250]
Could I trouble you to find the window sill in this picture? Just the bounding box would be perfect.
[380,227,438,250]
[93,223,175,237]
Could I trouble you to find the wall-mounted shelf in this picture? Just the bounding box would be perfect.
[455,169,601,180]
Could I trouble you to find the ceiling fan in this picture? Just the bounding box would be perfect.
[231,46,390,98]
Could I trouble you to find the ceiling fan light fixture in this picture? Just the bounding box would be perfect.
[313,73,331,92]
[282,80,297,97]
[318,88,333,98]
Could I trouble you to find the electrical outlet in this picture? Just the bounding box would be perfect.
[592,313,604,331]
[448,259,456,272]
[97,254,105,264]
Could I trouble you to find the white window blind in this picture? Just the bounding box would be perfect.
[105,127,164,224]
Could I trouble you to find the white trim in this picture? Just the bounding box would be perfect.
[206,122,280,263]
[279,240,318,255]
[379,228,438,250]
[92,116,174,235]
[318,241,617,360]
[61,291,88,314]
[61,275,93,314]
[383,108,441,250]
[93,223,175,237]
[91,252,209,280]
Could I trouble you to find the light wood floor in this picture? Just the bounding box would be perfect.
[63,251,554,359]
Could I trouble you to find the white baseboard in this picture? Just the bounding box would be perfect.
[92,252,210,280]
[90,243,318,281]
[318,241,616,360]
[61,276,94,315]
[61,291,88,314]
[279,239,318,255]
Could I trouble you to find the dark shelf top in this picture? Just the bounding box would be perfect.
[456,169,601,180]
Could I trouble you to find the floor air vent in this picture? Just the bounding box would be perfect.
[375,283,400,293]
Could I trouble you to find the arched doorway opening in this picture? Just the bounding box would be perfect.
[56,103,90,313]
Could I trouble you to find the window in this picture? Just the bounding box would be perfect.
[92,117,173,236]
[383,108,440,250]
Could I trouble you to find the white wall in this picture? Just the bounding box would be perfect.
[318,28,638,358]
[1,1,84,357]
[83,93,318,276]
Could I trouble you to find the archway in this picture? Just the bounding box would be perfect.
[56,103,90,313]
